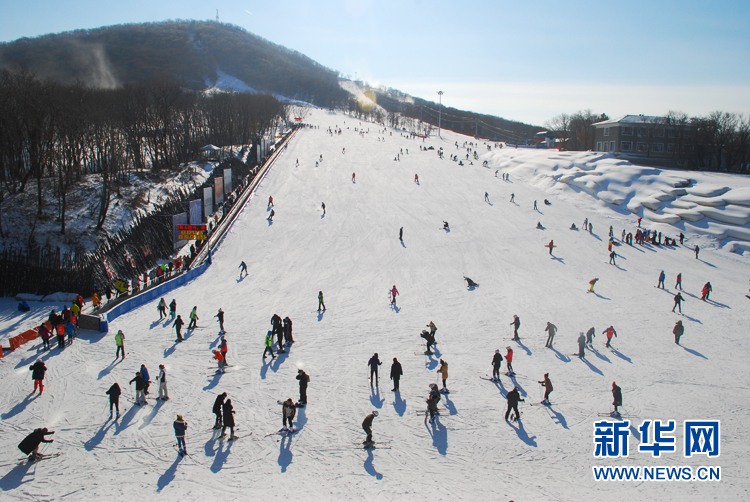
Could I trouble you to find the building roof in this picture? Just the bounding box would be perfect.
[200,144,221,151]
[593,115,665,127]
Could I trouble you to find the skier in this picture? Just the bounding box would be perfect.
[544,322,558,348]
[368,353,382,386]
[426,384,440,424]
[296,369,309,405]
[158,298,167,319]
[427,320,437,339]
[39,323,50,351]
[55,322,65,349]
[188,306,198,330]
[106,382,121,418]
[673,320,684,344]
[267,209,275,221]
[157,364,169,400]
[390,358,403,391]
[577,332,586,358]
[464,276,479,288]
[129,371,148,405]
[318,291,326,312]
[491,349,503,381]
[586,327,596,346]
[115,330,125,359]
[221,399,237,439]
[547,240,555,255]
[321,202,326,215]
[536,222,544,229]
[505,387,524,422]
[263,331,276,359]
[239,261,248,278]
[213,393,227,429]
[679,232,684,245]
[420,329,436,354]
[672,292,684,313]
[538,373,553,404]
[443,221,450,230]
[390,285,399,304]
[283,317,294,345]
[18,428,55,461]
[213,350,226,373]
[437,359,449,393]
[694,245,700,259]
[589,223,593,233]
[28,360,47,395]
[612,382,622,417]
[657,271,666,289]
[701,282,712,301]
[169,299,177,319]
[352,173,356,182]
[510,193,515,202]
[219,336,228,364]
[510,315,521,340]
[215,309,225,332]
[174,415,188,455]
[268,196,273,208]
[362,411,378,444]
[281,398,296,432]
[534,200,538,210]
[173,315,185,342]
[271,314,285,353]
[139,364,151,397]
[414,174,419,183]
[603,326,617,348]
[570,223,578,230]
[609,251,617,265]
[506,347,514,375]
[675,273,682,290]
[485,192,490,203]
[399,227,403,241]
[589,278,599,293]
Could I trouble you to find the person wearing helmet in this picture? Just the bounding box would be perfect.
[491,350,503,381]
[115,330,125,359]
[362,410,378,444]
[426,383,441,424]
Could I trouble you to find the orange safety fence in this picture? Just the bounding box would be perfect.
[8,328,39,351]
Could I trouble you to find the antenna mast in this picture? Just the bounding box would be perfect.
[216,9,219,22]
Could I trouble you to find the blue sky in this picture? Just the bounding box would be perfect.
[2,0,748,125]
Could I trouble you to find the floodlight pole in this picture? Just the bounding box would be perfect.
[437,90,444,139]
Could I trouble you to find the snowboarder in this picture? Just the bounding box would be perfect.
[106,383,121,418]
[213,393,227,429]
[157,364,169,400]
[443,221,450,230]
[544,322,558,348]
[297,369,309,404]
[158,298,167,319]
[263,331,275,359]
[318,291,326,312]
[612,382,622,417]
[586,327,596,346]
[603,326,617,348]
[115,330,125,359]
[221,399,237,439]
[188,306,198,330]
[414,174,419,183]
[399,227,403,241]
[169,299,176,319]
[609,251,617,265]
[368,353,382,386]
[174,415,188,455]
[390,358,403,391]
[283,317,294,345]
[577,332,586,358]
[538,374,553,404]
[437,359,449,392]
[18,428,55,461]
[694,245,700,259]
[390,285,399,304]
[420,329,436,354]
[589,278,599,293]
[491,350,503,381]
[281,398,296,432]
[675,273,682,290]
[362,411,378,443]
[129,371,148,405]
[426,384,440,424]
[215,309,225,332]
[510,193,515,203]
[536,222,544,229]
[672,292,684,313]
[173,315,184,342]
[321,202,326,215]
[510,315,521,340]
[239,261,248,278]
[267,209,275,221]
[506,347,514,375]
[29,360,46,395]
[505,387,524,421]
[669,321,686,347]
[570,223,578,230]
[547,240,555,255]
[464,276,479,288]
[701,282,712,301]
[485,192,490,202]
[657,271,666,289]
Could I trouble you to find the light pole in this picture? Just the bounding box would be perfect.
[437,90,444,138]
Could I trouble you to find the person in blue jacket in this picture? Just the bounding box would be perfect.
[657,270,666,289]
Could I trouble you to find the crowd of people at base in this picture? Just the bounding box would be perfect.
[32,295,87,351]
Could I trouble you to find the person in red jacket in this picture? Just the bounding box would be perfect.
[603,326,617,348]
[505,347,514,375]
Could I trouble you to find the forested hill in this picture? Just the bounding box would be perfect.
[0,20,348,108]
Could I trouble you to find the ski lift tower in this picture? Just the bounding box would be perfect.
[437,90,444,139]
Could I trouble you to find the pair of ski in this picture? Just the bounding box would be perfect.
[20,452,61,464]
[597,413,635,419]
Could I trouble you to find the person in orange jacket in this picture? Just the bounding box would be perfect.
[505,347,514,375]
[603,326,617,348]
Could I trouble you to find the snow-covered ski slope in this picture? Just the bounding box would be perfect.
[1,110,749,501]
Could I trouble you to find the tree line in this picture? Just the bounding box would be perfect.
[0,69,285,239]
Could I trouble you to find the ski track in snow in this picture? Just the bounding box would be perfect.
[1,110,749,501]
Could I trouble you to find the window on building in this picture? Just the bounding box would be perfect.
[621,141,633,151]
[637,142,648,152]
[637,128,649,138]
[668,129,677,138]
[604,127,610,137]
[654,128,665,138]
[652,143,664,153]
[597,142,602,151]
[667,143,675,153]
[610,141,616,151]
[603,142,609,152]
[621,127,633,136]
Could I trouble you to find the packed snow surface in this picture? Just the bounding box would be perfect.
[1,110,749,501]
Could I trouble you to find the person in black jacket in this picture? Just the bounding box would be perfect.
[491,350,503,381]
[129,372,147,405]
[18,427,55,461]
[296,369,309,404]
[283,317,294,345]
[173,315,185,342]
[106,383,121,418]
[673,320,684,344]
[174,415,188,455]
[390,358,403,391]
[368,353,382,386]
[505,387,525,421]
[420,330,436,354]
[213,392,227,429]
[30,360,47,395]
[271,314,284,353]
[221,399,237,440]
[612,382,623,417]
